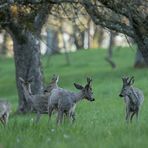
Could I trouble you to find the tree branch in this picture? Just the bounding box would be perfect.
[98,0,130,18]
[34,4,53,33]
[98,0,148,27]
[83,1,135,37]
[3,0,78,5]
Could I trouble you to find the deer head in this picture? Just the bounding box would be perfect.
[50,74,59,84]
[74,77,95,101]
[19,77,33,94]
[119,76,135,97]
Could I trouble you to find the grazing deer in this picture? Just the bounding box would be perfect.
[0,100,11,126]
[44,74,59,93]
[48,78,95,125]
[119,76,144,122]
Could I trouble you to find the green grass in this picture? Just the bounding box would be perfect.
[0,47,148,148]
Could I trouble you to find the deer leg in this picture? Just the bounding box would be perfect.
[0,116,5,127]
[71,112,76,123]
[65,111,73,123]
[125,107,130,123]
[35,112,41,124]
[130,112,135,123]
[136,110,139,122]
[48,106,54,123]
[63,112,68,123]
[1,113,7,126]
[5,113,9,125]
[56,110,63,125]
[0,118,4,126]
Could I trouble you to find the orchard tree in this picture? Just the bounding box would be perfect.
[0,1,53,112]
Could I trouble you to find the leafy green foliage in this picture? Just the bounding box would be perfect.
[0,48,148,148]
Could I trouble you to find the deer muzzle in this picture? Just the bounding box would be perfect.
[119,94,123,97]
[90,98,95,101]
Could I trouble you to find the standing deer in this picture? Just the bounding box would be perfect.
[119,76,144,122]
[0,100,11,126]
[19,78,46,122]
[19,75,59,123]
[48,78,95,125]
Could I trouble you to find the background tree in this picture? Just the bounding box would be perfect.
[46,27,60,54]
[0,30,8,55]
[105,31,116,69]
[83,0,148,64]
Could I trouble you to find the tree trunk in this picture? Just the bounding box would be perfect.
[73,32,84,50]
[52,30,60,54]
[0,4,52,113]
[97,27,104,47]
[134,49,147,68]
[132,20,148,65]
[10,30,43,113]
[73,25,84,50]
[105,31,116,68]
[136,38,148,65]
[60,26,71,65]
[46,28,52,54]
[46,28,60,54]
[0,31,8,55]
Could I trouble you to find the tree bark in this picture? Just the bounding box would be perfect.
[133,25,148,65]
[136,39,148,65]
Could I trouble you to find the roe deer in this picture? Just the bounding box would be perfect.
[19,77,48,123]
[48,77,95,125]
[119,76,144,122]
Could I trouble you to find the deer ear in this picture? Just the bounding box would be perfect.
[19,77,24,83]
[129,76,135,85]
[121,76,125,81]
[55,75,59,83]
[28,77,33,83]
[74,83,84,90]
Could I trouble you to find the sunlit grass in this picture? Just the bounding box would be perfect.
[0,47,148,148]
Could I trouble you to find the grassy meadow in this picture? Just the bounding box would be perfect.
[0,47,148,148]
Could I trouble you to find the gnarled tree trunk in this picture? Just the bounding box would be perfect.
[10,30,43,112]
[134,30,148,65]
